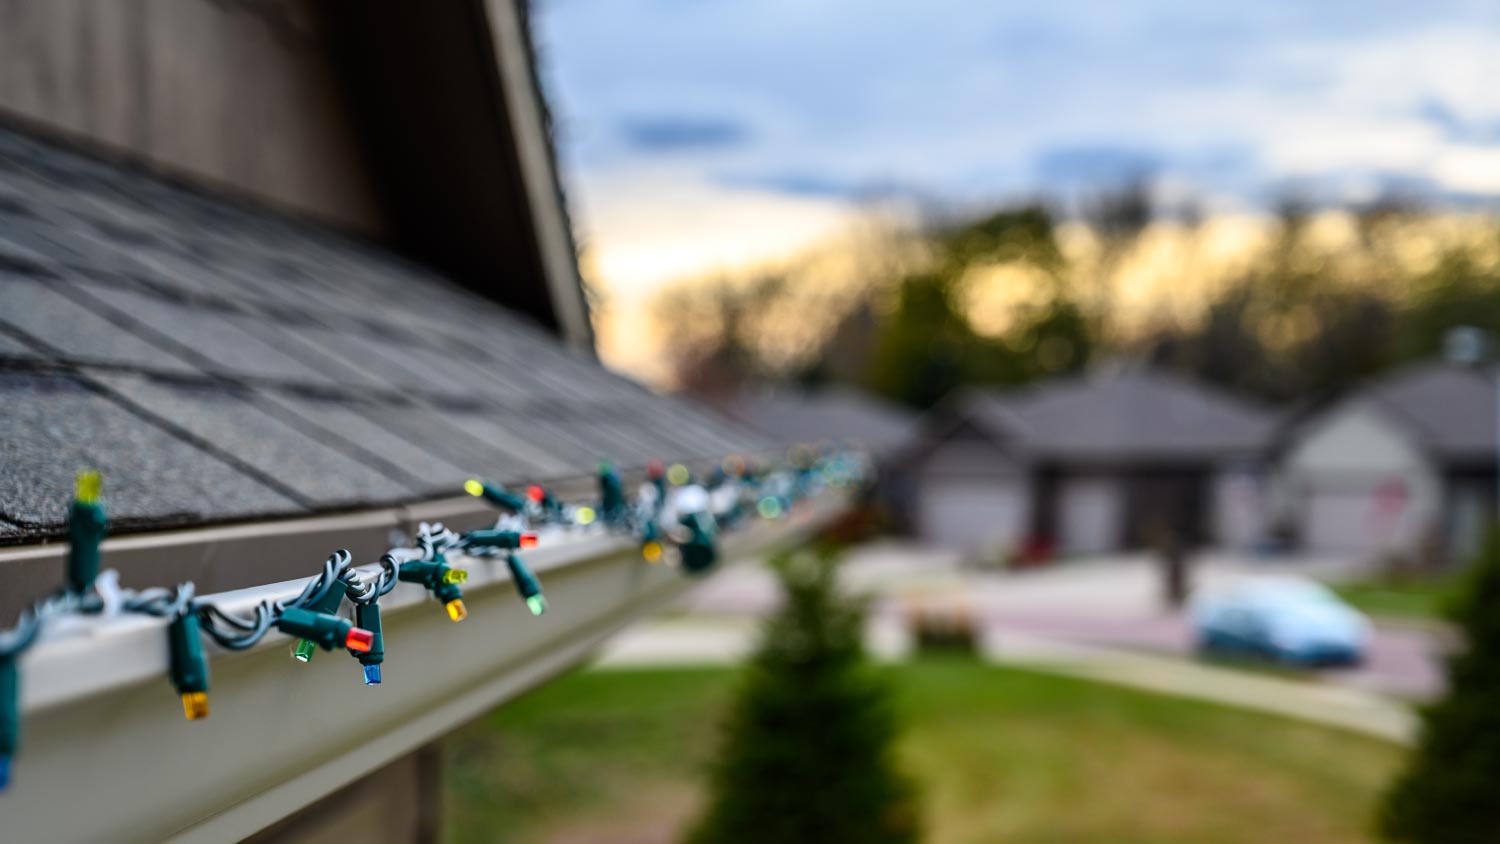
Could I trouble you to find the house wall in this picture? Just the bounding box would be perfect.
[0,0,383,230]
[243,746,440,844]
[1276,402,1442,560]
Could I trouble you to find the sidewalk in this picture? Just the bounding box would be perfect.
[978,632,1417,745]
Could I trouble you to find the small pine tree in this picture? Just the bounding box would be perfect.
[686,545,918,844]
[1381,527,1500,844]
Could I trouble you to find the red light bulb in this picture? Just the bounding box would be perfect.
[345,627,376,653]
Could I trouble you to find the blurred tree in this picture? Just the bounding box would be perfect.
[1082,178,1153,246]
[1398,252,1500,361]
[934,204,1065,271]
[687,545,918,844]
[656,190,1498,410]
[865,270,980,409]
[654,273,787,397]
[1380,528,1500,844]
[863,204,1090,408]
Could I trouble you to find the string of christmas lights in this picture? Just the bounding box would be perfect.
[0,448,867,792]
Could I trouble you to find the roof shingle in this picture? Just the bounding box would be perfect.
[0,123,770,542]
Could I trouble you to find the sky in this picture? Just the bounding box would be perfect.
[530,0,1500,378]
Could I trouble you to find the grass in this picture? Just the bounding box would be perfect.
[1331,576,1459,621]
[443,658,1405,844]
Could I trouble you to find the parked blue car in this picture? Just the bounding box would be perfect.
[1193,578,1370,667]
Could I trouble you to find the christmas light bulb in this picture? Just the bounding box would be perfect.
[445,599,468,622]
[292,639,317,663]
[575,506,596,525]
[345,627,375,653]
[667,464,690,486]
[526,595,548,616]
[180,692,209,721]
[641,540,664,563]
[527,485,545,503]
[758,496,783,519]
[76,470,102,505]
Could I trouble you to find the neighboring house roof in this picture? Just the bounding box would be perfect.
[0,125,768,543]
[729,388,918,454]
[958,368,1277,463]
[1338,362,1497,464]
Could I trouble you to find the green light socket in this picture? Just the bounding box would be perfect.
[292,583,347,664]
[505,552,546,615]
[277,607,355,652]
[66,499,107,594]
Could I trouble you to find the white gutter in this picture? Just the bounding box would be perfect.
[3,493,845,844]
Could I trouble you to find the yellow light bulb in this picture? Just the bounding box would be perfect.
[442,569,468,584]
[575,506,596,526]
[76,470,102,504]
[181,691,209,721]
[445,599,468,622]
[667,464,690,486]
[642,541,663,563]
[464,479,485,498]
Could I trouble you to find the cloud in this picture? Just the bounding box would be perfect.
[1416,98,1500,145]
[616,115,752,153]
[713,170,916,200]
[1033,146,1161,185]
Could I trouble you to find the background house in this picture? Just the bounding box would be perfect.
[725,386,917,458]
[904,369,1277,558]
[1273,361,1499,565]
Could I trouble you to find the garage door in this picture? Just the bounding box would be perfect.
[1302,486,1415,556]
[1058,476,1122,556]
[918,478,1027,554]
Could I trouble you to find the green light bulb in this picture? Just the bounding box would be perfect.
[526,595,548,616]
[292,639,317,663]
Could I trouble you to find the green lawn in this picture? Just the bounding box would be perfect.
[1331,577,1458,621]
[443,658,1405,844]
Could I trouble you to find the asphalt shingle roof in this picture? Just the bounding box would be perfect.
[0,124,769,542]
[964,369,1277,462]
[1356,362,1498,462]
[732,388,918,454]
